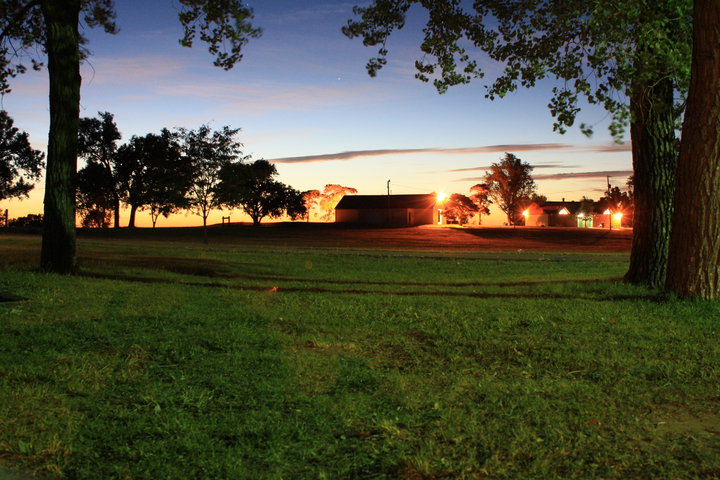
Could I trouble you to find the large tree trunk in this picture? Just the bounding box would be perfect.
[127,204,138,228]
[40,0,81,274]
[113,195,121,228]
[666,0,720,299]
[624,77,677,288]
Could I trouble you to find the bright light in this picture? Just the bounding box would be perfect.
[577,213,584,218]
[436,192,448,202]
[522,209,529,216]
[613,212,623,220]
[603,209,611,215]
[559,207,569,215]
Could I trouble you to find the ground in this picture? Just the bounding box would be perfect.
[72,223,633,253]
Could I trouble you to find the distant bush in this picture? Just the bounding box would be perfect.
[8,213,43,227]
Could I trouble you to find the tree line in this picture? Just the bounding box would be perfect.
[76,112,305,229]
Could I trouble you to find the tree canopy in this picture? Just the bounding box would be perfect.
[469,183,492,224]
[215,159,305,226]
[77,111,122,227]
[0,110,44,201]
[344,0,690,137]
[180,125,247,228]
[115,130,192,228]
[483,153,536,226]
[442,193,478,225]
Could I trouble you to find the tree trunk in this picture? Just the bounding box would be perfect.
[624,77,677,288]
[40,0,81,274]
[112,193,121,228]
[128,204,138,228]
[666,0,720,298]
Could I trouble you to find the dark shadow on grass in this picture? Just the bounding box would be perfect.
[79,254,286,280]
[0,292,26,303]
[80,272,658,302]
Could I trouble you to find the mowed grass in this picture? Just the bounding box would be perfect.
[1,232,719,479]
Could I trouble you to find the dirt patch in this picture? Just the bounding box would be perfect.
[653,409,720,437]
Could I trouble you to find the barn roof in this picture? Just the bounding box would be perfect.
[335,194,437,210]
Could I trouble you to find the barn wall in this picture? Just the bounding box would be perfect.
[336,205,436,226]
[335,210,359,223]
[411,208,435,225]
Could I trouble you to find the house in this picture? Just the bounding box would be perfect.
[523,200,581,227]
[334,193,440,226]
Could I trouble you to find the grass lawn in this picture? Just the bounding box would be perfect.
[0,228,719,479]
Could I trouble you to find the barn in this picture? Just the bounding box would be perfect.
[334,194,440,226]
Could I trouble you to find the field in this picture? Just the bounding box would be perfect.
[1,225,719,479]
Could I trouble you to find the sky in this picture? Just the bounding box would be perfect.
[1,0,633,227]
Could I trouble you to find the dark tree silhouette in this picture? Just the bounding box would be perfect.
[215,159,305,226]
[76,161,114,228]
[343,0,690,288]
[0,0,261,273]
[469,184,492,225]
[180,125,247,229]
[443,194,479,225]
[483,154,536,226]
[77,112,121,227]
[116,130,191,228]
[0,110,44,201]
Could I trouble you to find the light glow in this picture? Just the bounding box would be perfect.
[613,212,623,220]
[522,209,529,216]
[436,192,448,203]
[559,207,569,215]
[603,209,611,215]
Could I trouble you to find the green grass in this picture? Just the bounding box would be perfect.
[1,234,719,479]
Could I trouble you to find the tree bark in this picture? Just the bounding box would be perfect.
[624,77,677,288]
[40,0,81,274]
[666,0,720,298]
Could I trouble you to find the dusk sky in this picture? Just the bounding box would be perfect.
[2,0,633,227]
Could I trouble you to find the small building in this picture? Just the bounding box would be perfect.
[524,199,631,228]
[523,201,581,227]
[335,193,440,226]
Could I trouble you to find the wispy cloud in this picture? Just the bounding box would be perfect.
[455,170,633,183]
[585,143,632,153]
[533,170,634,181]
[448,164,574,173]
[269,143,573,164]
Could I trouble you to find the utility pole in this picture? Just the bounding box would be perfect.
[606,176,612,230]
[386,179,391,225]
